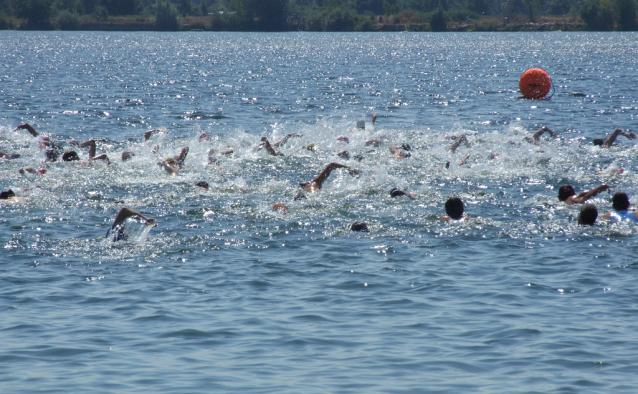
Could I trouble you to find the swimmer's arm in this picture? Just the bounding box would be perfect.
[273,133,302,148]
[80,139,97,158]
[158,161,179,176]
[449,134,468,153]
[531,126,557,141]
[0,150,8,159]
[572,184,611,203]
[259,137,283,156]
[16,123,38,137]
[311,162,360,188]
[365,139,381,147]
[174,147,189,166]
[89,154,110,165]
[144,129,160,140]
[371,113,378,125]
[600,212,611,220]
[112,207,156,229]
[439,216,451,222]
[458,154,470,166]
[390,145,405,158]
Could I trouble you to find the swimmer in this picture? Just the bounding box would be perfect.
[15,123,62,151]
[523,126,558,144]
[557,184,611,205]
[272,202,288,213]
[158,158,179,176]
[0,148,21,159]
[390,187,416,200]
[257,137,283,156]
[440,197,469,221]
[19,167,46,177]
[198,132,210,141]
[208,148,233,164]
[390,144,412,159]
[272,133,302,148]
[600,192,638,223]
[300,162,361,193]
[196,181,209,189]
[351,113,378,131]
[336,150,350,159]
[144,129,161,140]
[70,139,110,165]
[107,207,157,241]
[121,151,135,161]
[578,204,598,225]
[365,139,381,147]
[593,129,637,148]
[351,220,370,232]
[449,134,470,153]
[0,188,27,203]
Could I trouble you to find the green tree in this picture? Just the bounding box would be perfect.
[580,0,615,30]
[522,0,545,21]
[101,0,143,16]
[16,0,54,29]
[429,5,446,30]
[155,0,180,30]
[615,0,637,30]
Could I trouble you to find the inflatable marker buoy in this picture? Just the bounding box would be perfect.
[519,68,553,99]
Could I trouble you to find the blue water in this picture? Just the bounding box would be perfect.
[1,31,638,393]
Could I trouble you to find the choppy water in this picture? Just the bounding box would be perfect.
[1,31,638,393]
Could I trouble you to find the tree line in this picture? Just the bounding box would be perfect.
[0,0,635,31]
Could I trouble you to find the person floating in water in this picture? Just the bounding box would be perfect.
[440,197,469,221]
[107,207,157,241]
[593,129,637,148]
[600,192,638,223]
[300,162,361,193]
[557,184,611,205]
[578,204,598,225]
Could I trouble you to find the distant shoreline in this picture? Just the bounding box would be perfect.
[3,15,589,33]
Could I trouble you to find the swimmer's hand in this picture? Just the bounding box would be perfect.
[145,218,157,227]
[625,131,637,140]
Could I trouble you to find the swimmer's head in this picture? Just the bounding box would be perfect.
[0,189,15,200]
[445,197,464,220]
[272,202,288,213]
[164,157,176,165]
[578,204,598,225]
[121,151,135,162]
[196,181,209,190]
[612,192,630,211]
[199,132,210,141]
[62,151,80,162]
[593,138,604,146]
[351,220,369,232]
[390,187,407,198]
[45,149,58,162]
[401,143,412,151]
[306,143,315,151]
[558,185,575,201]
[353,154,365,162]
[356,120,365,129]
[337,136,349,143]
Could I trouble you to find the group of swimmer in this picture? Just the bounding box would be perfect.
[2,117,637,240]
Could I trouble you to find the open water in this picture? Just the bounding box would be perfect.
[1,31,637,393]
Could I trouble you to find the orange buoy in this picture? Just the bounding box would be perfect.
[519,68,552,99]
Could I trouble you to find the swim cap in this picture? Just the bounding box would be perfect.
[196,181,209,189]
[401,143,412,151]
[45,149,59,162]
[165,157,176,164]
[294,192,306,201]
[390,187,407,198]
[306,143,315,151]
[337,136,349,143]
[62,151,80,162]
[356,120,365,129]
[0,189,15,199]
[351,220,370,232]
[593,138,604,146]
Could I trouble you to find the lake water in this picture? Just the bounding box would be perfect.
[1,31,637,393]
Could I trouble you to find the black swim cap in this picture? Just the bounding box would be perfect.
[593,138,604,146]
[45,149,59,162]
[401,143,412,151]
[351,220,369,232]
[62,151,80,162]
[390,187,407,198]
[353,154,365,162]
[0,189,15,199]
[294,192,306,201]
[196,181,209,189]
